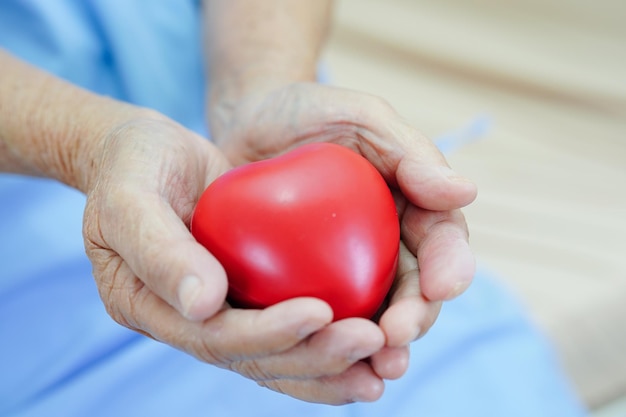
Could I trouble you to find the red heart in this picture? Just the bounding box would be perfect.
[191,143,399,320]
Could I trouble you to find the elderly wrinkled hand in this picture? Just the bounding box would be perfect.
[79,111,387,404]
[209,81,478,381]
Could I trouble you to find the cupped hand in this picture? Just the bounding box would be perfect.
[210,82,478,380]
[81,110,385,404]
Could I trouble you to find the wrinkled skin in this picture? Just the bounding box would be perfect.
[81,82,476,405]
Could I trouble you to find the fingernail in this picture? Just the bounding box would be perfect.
[445,281,467,300]
[439,166,472,183]
[178,275,203,320]
[350,380,385,403]
[410,326,423,342]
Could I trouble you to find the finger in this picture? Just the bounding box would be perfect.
[401,206,476,300]
[370,346,410,380]
[388,121,477,212]
[197,298,334,362]
[155,297,333,363]
[258,361,385,405]
[95,262,334,363]
[396,151,478,211]
[229,318,385,380]
[378,241,443,346]
[345,102,477,212]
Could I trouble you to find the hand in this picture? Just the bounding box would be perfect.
[210,82,478,380]
[82,111,386,404]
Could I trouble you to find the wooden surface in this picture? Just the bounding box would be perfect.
[324,0,626,409]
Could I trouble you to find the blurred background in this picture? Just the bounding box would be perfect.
[323,0,626,414]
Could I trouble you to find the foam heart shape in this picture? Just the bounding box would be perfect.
[191,143,399,320]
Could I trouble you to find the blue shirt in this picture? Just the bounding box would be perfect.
[0,1,586,415]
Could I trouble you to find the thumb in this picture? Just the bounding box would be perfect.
[395,138,477,211]
[87,191,228,322]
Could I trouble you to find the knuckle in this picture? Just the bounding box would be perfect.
[91,254,144,332]
[229,359,276,382]
[256,379,289,396]
[401,206,468,243]
[365,94,395,116]
[192,336,230,367]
